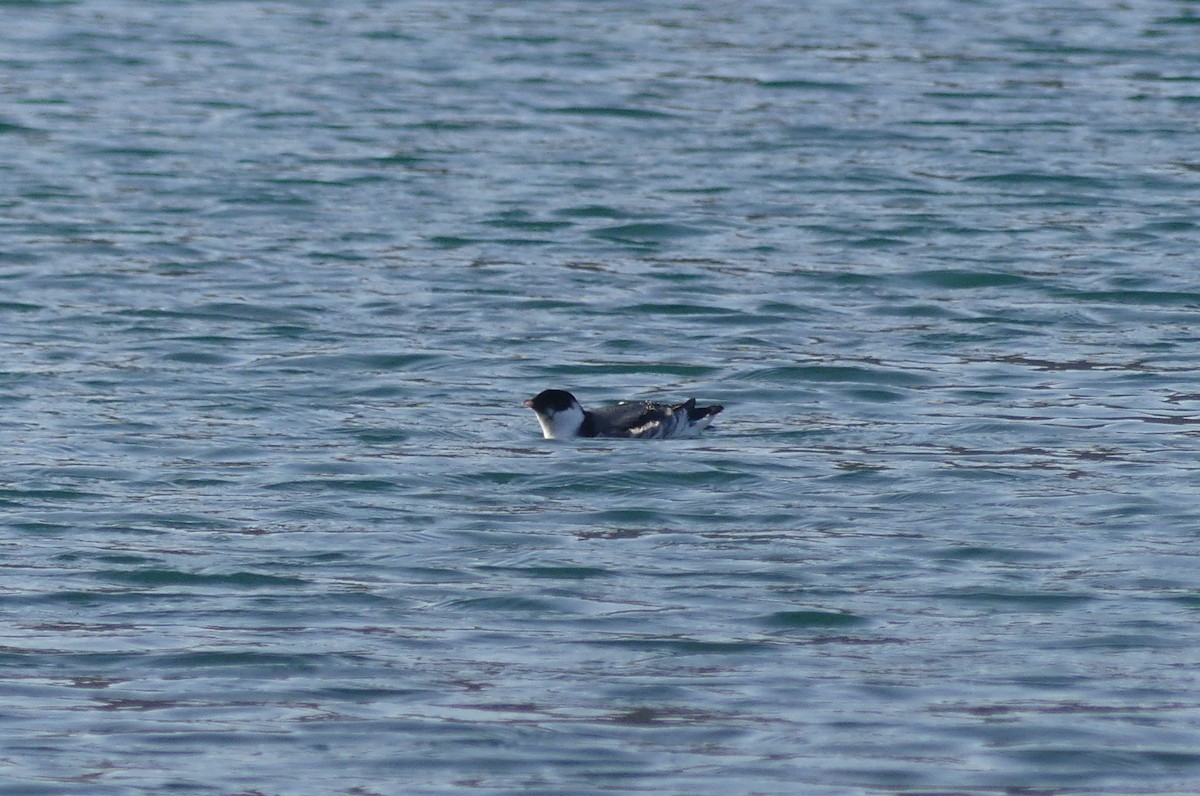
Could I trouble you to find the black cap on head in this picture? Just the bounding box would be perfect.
[524,389,578,413]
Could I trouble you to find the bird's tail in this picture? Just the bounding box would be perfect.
[674,398,723,422]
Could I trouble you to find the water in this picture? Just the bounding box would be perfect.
[4,1,1200,793]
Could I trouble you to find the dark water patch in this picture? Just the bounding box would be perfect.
[484,215,573,233]
[1157,13,1200,26]
[587,636,769,655]
[101,512,241,532]
[350,153,433,169]
[1005,744,1200,775]
[755,300,812,317]
[454,469,530,487]
[0,119,46,136]
[477,235,557,247]
[428,235,480,249]
[554,204,633,220]
[474,565,613,580]
[933,545,1054,564]
[92,553,156,566]
[590,223,710,246]
[0,301,42,313]
[97,570,308,589]
[908,269,1033,290]
[403,118,524,132]
[850,235,910,249]
[7,521,74,535]
[511,297,587,312]
[84,145,181,160]
[335,426,410,446]
[0,487,106,503]
[625,302,736,316]
[844,387,906,403]
[1052,288,1200,307]
[1052,631,1189,652]
[23,590,164,607]
[762,610,869,630]
[189,302,319,325]
[545,105,677,120]
[758,78,862,92]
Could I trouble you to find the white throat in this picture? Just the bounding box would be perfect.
[535,402,586,439]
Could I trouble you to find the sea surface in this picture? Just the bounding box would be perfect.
[3,1,1200,794]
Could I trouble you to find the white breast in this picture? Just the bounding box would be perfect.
[535,403,586,439]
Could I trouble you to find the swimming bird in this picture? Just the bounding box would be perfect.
[523,389,723,440]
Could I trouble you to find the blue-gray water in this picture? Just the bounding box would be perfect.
[4,1,1200,793]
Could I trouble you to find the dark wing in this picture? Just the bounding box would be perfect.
[586,401,675,438]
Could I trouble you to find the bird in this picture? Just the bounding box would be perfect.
[523,389,723,440]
